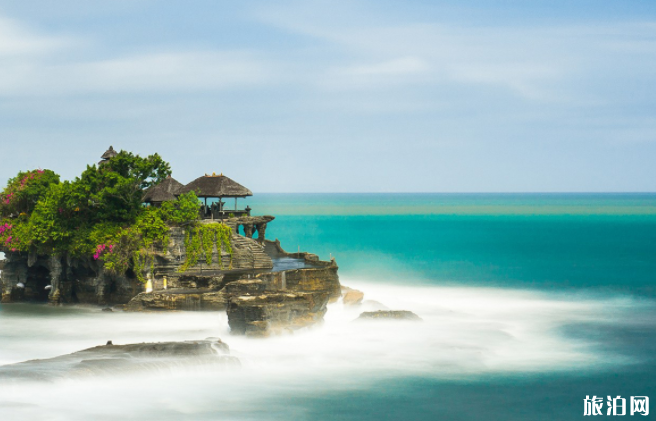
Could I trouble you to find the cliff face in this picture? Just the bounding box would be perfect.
[152,223,274,285]
[126,241,341,336]
[0,217,342,336]
[0,218,274,305]
[0,252,141,305]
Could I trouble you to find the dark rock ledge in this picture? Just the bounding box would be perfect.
[356,310,423,321]
[0,338,239,381]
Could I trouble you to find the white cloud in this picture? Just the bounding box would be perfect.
[0,3,655,192]
[449,62,563,101]
[81,52,274,91]
[342,57,429,77]
[0,15,72,56]
[260,14,570,98]
[255,4,656,103]
[0,14,278,97]
[323,57,430,90]
[0,51,277,96]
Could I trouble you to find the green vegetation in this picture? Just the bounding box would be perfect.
[180,223,233,271]
[0,150,210,282]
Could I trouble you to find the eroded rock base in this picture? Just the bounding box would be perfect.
[227,292,330,336]
[125,290,228,311]
[0,338,238,381]
[357,310,422,321]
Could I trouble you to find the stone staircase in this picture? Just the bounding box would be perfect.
[230,235,272,270]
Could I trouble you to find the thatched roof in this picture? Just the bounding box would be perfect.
[142,176,184,203]
[101,146,118,160]
[178,174,252,198]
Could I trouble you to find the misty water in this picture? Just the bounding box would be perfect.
[1,194,655,420]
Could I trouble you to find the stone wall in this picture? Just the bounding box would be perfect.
[226,292,330,336]
[224,241,341,336]
[152,225,273,288]
[0,221,273,305]
[0,219,343,338]
[124,259,340,315]
[1,252,143,305]
[125,290,228,311]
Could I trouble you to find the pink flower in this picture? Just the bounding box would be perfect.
[93,243,114,260]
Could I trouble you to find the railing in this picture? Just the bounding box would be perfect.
[199,207,251,220]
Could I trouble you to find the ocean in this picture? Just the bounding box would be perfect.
[1,193,655,420]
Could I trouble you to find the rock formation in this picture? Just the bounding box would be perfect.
[356,310,422,321]
[0,216,275,305]
[222,239,341,336]
[226,261,341,336]
[0,338,238,381]
[1,215,341,336]
[341,286,364,305]
[0,150,342,336]
[127,239,341,336]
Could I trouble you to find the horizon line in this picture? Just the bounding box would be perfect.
[248,191,656,194]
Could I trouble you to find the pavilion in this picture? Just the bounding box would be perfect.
[99,146,117,166]
[177,173,253,219]
[142,176,184,207]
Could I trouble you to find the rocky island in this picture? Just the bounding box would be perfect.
[0,338,239,381]
[0,147,341,336]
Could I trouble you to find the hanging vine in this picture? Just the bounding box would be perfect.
[179,223,232,272]
[131,249,154,283]
[201,226,215,265]
[98,211,170,284]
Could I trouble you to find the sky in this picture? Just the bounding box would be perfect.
[0,0,655,192]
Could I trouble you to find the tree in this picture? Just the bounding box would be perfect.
[0,169,60,217]
[0,149,179,259]
[158,191,200,225]
[69,150,171,224]
[0,149,208,282]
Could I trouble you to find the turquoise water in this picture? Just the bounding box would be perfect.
[1,193,655,421]
[249,193,656,296]
[246,193,656,216]
[249,193,656,420]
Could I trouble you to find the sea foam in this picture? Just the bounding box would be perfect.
[0,282,651,420]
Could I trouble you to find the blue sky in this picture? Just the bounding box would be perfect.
[0,0,655,192]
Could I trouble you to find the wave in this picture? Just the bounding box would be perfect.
[0,281,653,420]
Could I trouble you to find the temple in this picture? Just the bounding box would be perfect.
[141,170,266,239]
[99,146,117,166]
[142,176,184,207]
[0,147,341,336]
[176,173,253,219]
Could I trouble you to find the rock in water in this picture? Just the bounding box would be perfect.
[0,338,239,381]
[125,290,228,311]
[227,292,330,336]
[356,310,422,321]
[341,286,364,306]
[360,300,389,311]
[225,262,341,336]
